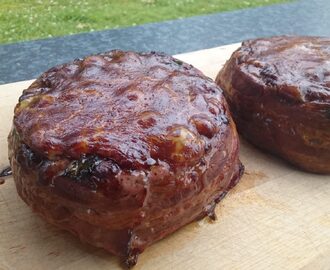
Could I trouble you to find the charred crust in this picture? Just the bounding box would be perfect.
[17,143,43,169]
[260,65,278,86]
[9,50,245,266]
[13,50,226,170]
[63,155,101,181]
[62,156,121,190]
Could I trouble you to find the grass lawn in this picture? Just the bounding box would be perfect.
[0,0,291,44]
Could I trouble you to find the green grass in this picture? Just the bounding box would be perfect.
[0,0,290,44]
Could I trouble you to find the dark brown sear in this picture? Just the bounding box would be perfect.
[216,36,330,173]
[8,50,243,267]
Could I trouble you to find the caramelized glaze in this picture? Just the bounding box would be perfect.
[217,36,330,173]
[9,51,243,267]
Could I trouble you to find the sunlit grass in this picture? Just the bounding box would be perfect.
[0,0,291,44]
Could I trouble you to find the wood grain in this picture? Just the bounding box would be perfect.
[0,44,329,270]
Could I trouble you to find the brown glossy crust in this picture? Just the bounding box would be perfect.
[8,50,243,267]
[216,36,330,173]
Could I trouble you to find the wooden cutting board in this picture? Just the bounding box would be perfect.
[0,44,329,270]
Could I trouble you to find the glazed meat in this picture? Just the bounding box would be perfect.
[8,50,243,267]
[216,36,330,174]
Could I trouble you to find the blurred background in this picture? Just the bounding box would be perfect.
[0,0,290,44]
[8,0,330,84]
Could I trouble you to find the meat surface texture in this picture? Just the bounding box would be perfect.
[8,50,243,267]
[216,36,330,174]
